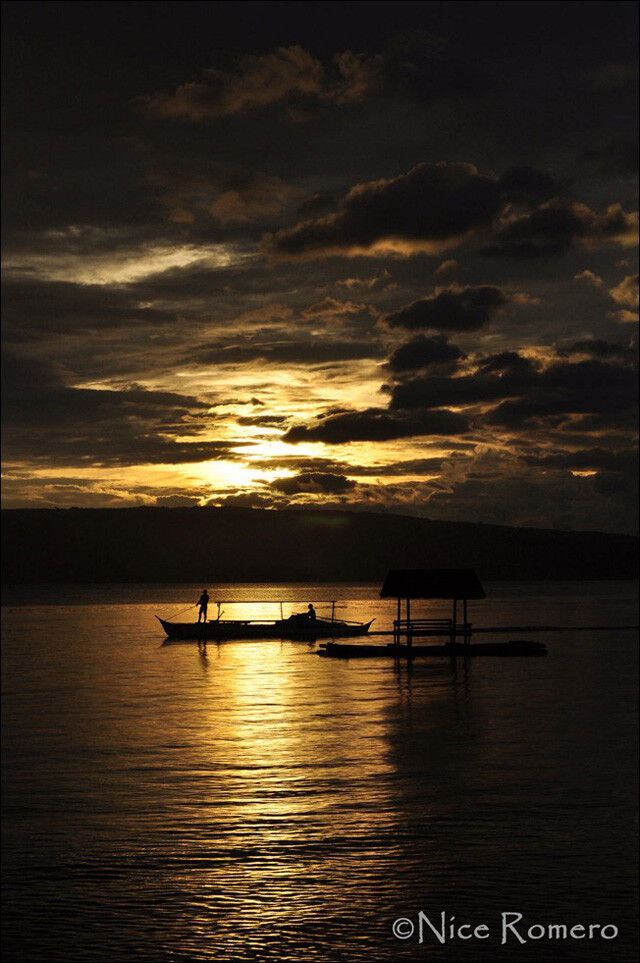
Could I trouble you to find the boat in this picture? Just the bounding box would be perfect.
[156,600,374,640]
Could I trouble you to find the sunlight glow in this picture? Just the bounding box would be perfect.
[4,239,250,285]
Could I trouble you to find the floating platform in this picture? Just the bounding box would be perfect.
[318,639,547,658]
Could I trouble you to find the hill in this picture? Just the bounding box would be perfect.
[1,507,637,583]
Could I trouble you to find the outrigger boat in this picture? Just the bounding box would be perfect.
[157,599,374,641]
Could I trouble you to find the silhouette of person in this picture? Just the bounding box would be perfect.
[197,589,210,622]
[308,603,317,624]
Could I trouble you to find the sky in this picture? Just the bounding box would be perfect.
[2,0,638,532]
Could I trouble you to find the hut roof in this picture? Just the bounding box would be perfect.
[380,569,486,600]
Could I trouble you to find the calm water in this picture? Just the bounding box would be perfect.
[2,582,638,962]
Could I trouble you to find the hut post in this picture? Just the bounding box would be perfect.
[396,597,401,646]
[331,601,336,623]
[407,597,411,650]
[280,601,284,621]
[452,598,457,643]
[463,598,468,644]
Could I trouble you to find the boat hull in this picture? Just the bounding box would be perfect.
[157,616,373,640]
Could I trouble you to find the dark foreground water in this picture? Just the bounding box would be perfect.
[2,582,638,962]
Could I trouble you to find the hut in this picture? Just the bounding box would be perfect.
[380,569,486,648]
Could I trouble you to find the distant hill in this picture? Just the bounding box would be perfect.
[2,507,637,583]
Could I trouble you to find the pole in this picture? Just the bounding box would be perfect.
[463,598,468,644]
[453,598,457,643]
[396,597,401,646]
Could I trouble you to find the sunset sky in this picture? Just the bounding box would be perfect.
[2,1,638,532]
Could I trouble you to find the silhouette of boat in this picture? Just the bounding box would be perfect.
[157,600,373,640]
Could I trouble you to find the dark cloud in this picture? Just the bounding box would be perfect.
[236,414,287,426]
[250,452,471,476]
[390,359,638,419]
[1,352,243,468]
[3,278,176,336]
[385,285,510,332]
[140,33,499,127]
[267,162,502,259]
[559,339,637,363]
[389,371,511,410]
[213,491,279,509]
[522,448,638,473]
[499,166,560,203]
[270,471,356,495]
[296,192,337,215]
[423,460,638,533]
[484,199,638,258]
[387,335,465,373]
[578,138,639,177]
[477,351,539,375]
[141,46,327,120]
[591,471,636,495]
[283,407,470,444]
[209,173,302,225]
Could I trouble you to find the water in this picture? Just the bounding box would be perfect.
[2,582,638,962]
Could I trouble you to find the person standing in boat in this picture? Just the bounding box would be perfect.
[197,589,210,622]
[307,603,317,625]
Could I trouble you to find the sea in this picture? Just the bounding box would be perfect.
[2,581,638,963]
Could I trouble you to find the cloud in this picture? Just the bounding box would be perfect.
[423,458,638,533]
[283,407,470,443]
[270,471,356,495]
[195,339,384,366]
[266,160,637,264]
[484,200,638,258]
[210,174,301,225]
[213,491,279,509]
[141,45,392,122]
[384,285,510,331]
[296,192,337,216]
[609,273,639,313]
[433,259,459,277]
[389,359,637,419]
[142,46,326,120]
[574,269,604,287]
[499,166,559,203]
[578,138,639,177]
[559,339,637,363]
[522,448,638,473]
[476,351,538,375]
[2,277,177,336]
[335,270,393,291]
[1,352,244,468]
[266,162,502,259]
[387,335,465,373]
[236,414,287,427]
[301,297,372,320]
